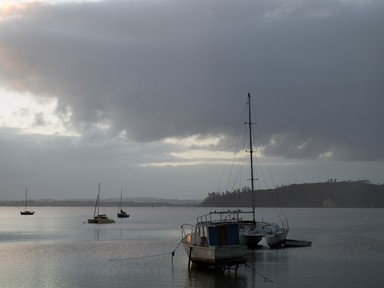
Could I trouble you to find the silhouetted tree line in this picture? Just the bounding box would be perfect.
[201,180,384,208]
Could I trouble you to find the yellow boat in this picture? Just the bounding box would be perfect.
[88,183,115,224]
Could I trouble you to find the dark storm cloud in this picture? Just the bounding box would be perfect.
[0,0,383,161]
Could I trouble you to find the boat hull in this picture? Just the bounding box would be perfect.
[117,212,130,218]
[88,215,115,224]
[242,234,263,248]
[265,228,289,247]
[181,240,247,267]
[238,221,269,248]
[88,184,115,224]
[20,211,35,215]
[239,227,263,248]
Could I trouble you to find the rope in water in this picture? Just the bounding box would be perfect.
[246,263,274,283]
[108,240,182,262]
[109,240,274,283]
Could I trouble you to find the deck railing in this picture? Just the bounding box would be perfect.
[196,209,254,224]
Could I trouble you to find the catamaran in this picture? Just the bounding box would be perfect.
[88,183,115,224]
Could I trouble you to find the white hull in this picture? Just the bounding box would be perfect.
[239,221,277,248]
[181,237,247,267]
[265,228,289,247]
[239,227,263,247]
[181,218,247,269]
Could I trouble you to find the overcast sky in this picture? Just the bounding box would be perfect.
[0,0,383,201]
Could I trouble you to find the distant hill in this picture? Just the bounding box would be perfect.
[200,180,384,208]
[0,197,201,207]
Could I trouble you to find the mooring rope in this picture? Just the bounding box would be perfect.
[246,263,274,283]
[108,240,182,262]
[109,241,273,283]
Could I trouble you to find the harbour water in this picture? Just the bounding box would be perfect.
[0,207,383,287]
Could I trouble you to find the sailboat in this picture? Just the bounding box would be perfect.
[20,189,35,215]
[211,93,289,248]
[242,93,289,247]
[88,183,115,224]
[117,189,130,218]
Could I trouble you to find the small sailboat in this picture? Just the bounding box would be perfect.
[20,189,35,215]
[181,212,247,272]
[117,189,129,218]
[88,183,115,224]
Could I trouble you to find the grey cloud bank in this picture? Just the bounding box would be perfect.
[0,0,383,200]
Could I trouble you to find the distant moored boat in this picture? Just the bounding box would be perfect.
[20,188,35,215]
[117,188,130,218]
[88,183,115,224]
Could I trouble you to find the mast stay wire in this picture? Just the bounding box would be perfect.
[250,98,287,223]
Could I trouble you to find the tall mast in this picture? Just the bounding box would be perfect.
[119,188,123,210]
[93,183,100,217]
[98,182,101,216]
[247,93,256,223]
[25,188,27,211]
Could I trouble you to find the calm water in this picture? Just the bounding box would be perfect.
[0,207,383,288]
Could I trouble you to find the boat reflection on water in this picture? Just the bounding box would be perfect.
[185,265,248,288]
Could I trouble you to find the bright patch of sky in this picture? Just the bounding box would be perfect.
[163,135,222,148]
[0,88,75,136]
[144,150,245,167]
[0,0,102,20]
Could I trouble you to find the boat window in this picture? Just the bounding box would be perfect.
[196,226,208,238]
[198,226,208,237]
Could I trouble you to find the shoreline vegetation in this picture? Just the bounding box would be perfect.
[1,180,383,208]
[201,180,384,208]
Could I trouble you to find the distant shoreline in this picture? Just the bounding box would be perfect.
[200,180,384,208]
[3,180,383,208]
[0,199,201,207]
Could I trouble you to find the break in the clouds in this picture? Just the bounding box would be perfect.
[0,0,383,200]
